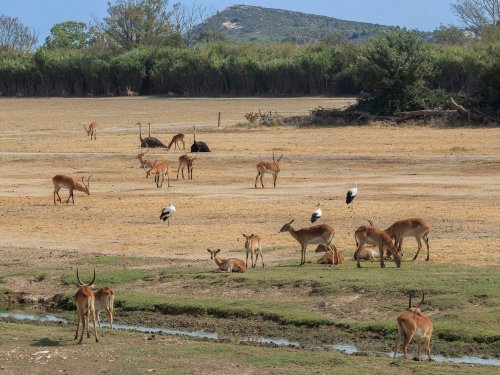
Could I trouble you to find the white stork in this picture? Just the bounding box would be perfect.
[160,202,176,226]
[311,203,322,223]
[346,183,357,205]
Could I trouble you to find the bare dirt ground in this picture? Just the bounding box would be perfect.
[0,97,499,298]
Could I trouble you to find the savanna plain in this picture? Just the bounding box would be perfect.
[0,97,499,374]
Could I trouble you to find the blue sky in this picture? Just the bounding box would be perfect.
[2,0,458,44]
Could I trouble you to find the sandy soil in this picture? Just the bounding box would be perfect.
[0,97,499,298]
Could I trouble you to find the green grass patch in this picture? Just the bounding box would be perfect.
[78,255,138,266]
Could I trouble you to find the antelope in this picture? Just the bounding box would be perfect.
[354,245,381,261]
[74,269,99,344]
[167,133,186,151]
[394,292,433,362]
[146,160,171,188]
[177,153,197,180]
[279,220,336,266]
[126,86,138,96]
[255,152,282,188]
[83,122,97,140]
[243,234,264,268]
[353,225,401,268]
[52,175,91,205]
[207,248,247,273]
[137,148,155,170]
[94,287,115,329]
[315,244,344,265]
[385,218,431,261]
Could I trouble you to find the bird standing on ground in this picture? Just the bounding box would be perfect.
[346,183,358,205]
[311,203,322,223]
[160,202,176,226]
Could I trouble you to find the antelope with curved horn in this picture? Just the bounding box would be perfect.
[74,269,99,344]
[385,218,431,261]
[207,248,247,273]
[52,175,91,205]
[353,223,401,268]
[394,291,433,361]
[167,133,186,151]
[279,219,336,266]
[255,152,282,188]
[146,160,171,188]
[177,152,197,180]
[83,122,97,140]
[243,234,264,268]
[137,148,155,170]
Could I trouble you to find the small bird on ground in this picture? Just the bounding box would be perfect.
[346,183,358,205]
[160,202,176,226]
[311,203,322,223]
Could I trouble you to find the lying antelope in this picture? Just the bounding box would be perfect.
[207,248,247,273]
[137,148,155,170]
[394,292,433,361]
[385,218,431,261]
[255,152,282,188]
[94,287,115,329]
[52,175,91,205]
[126,86,138,96]
[146,160,171,188]
[354,225,401,268]
[83,122,97,140]
[354,245,381,261]
[243,234,264,268]
[74,269,99,344]
[177,153,197,180]
[167,133,186,151]
[279,219,336,266]
[315,244,344,265]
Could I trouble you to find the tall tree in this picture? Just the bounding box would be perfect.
[451,0,500,35]
[44,21,89,49]
[0,15,38,52]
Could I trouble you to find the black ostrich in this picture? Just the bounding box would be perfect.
[190,126,210,152]
[138,122,168,148]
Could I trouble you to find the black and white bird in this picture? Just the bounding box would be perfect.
[311,203,322,223]
[346,183,358,205]
[160,202,176,226]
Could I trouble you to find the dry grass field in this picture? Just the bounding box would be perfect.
[0,97,499,373]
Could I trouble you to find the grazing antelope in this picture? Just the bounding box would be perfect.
[315,244,344,265]
[167,133,186,151]
[207,248,247,273]
[177,153,197,180]
[74,269,99,344]
[52,175,91,205]
[354,224,401,268]
[137,148,155,170]
[385,218,431,261]
[146,160,171,188]
[83,122,97,140]
[94,287,115,329]
[394,292,433,362]
[243,234,264,268]
[279,220,336,266]
[255,152,282,188]
[126,86,138,96]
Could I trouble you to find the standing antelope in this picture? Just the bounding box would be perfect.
[207,248,247,273]
[394,292,433,362]
[137,148,155,170]
[315,244,344,265]
[94,287,115,329]
[255,152,282,188]
[177,153,197,180]
[243,234,264,268]
[126,86,138,96]
[279,219,336,266]
[83,122,97,140]
[74,269,99,344]
[52,175,91,205]
[167,133,186,151]
[353,225,401,268]
[146,160,171,188]
[385,218,431,261]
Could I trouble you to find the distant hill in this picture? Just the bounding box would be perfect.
[191,4,415,44]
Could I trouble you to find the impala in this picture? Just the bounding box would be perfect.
[394,292,433,362]
[74,269,99,344]
[207,248,247,273]
[52,175,91,205]
[126,86,138,96]
[385,218,431,261]
[137,148,155,170]
[279,219,336,266]
[353,224,401,268]
[255,152,282,188]
[94,287,115,329]
[83,122,97,140]
[243,234,264,268]
[146,160,171,188]
[167,133,186,151]
[315,244,344,264]
[177,153,197,180]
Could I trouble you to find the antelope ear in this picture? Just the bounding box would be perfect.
[206,248,211,252]
[251,234,254,237]
[216,249,221,254]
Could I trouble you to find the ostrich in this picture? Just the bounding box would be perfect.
[190,126,210,152]
[138,122,168,148]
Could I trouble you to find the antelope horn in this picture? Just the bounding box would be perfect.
[277,153,283,162]
[272,152,275,162]
[83,124,88,133]
[366,219,374,227]
[418,291,425,307]
[89,269,96,286]
[76,268,84,286]
[408,290,412,308]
